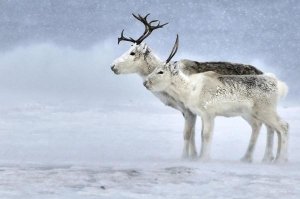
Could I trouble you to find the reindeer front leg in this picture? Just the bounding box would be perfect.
[182,109,197,159]
[162,99,197,159]
[199,114,214,161]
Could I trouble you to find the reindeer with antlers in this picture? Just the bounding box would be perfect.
[111,14,277,162]
[144,35,289,163]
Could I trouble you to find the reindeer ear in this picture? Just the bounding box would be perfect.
[170,62,179,75]
[141,43,148,53]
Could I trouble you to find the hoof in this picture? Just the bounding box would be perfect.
[181,152,189,160]
[240,156,252,163]
[198,155,211,162]
[262,155,275,163]
[189,151,198,160]
[274,158,288,164]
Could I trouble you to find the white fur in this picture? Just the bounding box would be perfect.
[112,43,162,77]
[264,73,288,99]
[277,80,289,99]
[145,64,289,163]
[111,43,197,159]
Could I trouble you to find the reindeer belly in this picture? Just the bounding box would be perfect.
[200,98,253,117]
[214,102,252,117]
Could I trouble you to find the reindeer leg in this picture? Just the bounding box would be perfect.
[241,117,262,163]
[262,125,275,163]
[182,110,197,159]
[199,114,214,161]
[254,110,289,163]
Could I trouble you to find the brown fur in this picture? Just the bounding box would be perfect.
[178,59,263,76]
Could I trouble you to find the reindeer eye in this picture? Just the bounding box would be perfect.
[130,52,135,56]
[157,71,164,74]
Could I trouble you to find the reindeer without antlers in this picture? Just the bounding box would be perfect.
[144,35,289,163]
[111,14,277,162]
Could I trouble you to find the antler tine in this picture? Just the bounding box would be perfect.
[149,21,169,30]
[132,13,150,24]
[166,34,179,63]
[156,22,169,28]
[118,29,137,44]
[132,13,144,21]
[149,20,159,23]
[142,13,150,20]
[137,13,150,22]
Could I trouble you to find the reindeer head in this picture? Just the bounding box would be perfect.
[111,14,168,75]
[144,35,180,91]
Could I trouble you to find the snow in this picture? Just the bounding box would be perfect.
[0,1,299,198]
[0,102,299,198]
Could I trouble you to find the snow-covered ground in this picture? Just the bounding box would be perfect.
[0,102,299,198]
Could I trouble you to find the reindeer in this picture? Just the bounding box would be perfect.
[111,13,275,162]
[144,35,289,163]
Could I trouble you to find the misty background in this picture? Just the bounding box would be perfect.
[0,0,299,106]
[1,3,300,198]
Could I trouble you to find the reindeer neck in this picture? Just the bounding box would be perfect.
[168,72,192,103]
[139,50,163,79]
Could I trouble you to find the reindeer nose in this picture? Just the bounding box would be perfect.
[111,65,115,71]
[143,81,150,89]
[111,65,119,74]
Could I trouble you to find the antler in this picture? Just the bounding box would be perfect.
[132,13,168,44]
[117,13,168,44]
[166,34,179,63]
[117,29,136,44]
